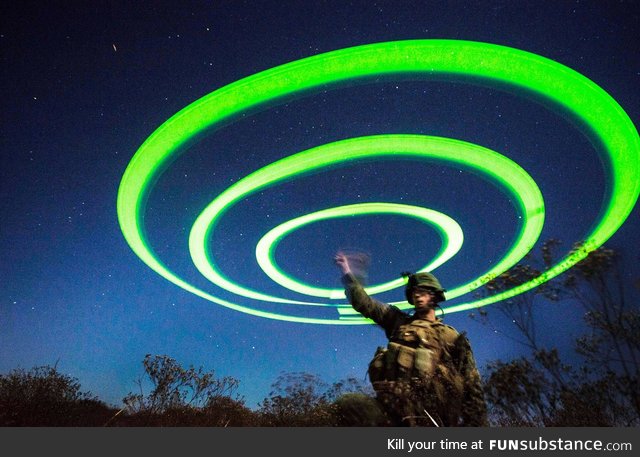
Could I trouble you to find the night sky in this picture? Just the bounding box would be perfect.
[2,0,639,409]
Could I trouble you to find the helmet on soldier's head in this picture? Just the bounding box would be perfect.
[404,272,447,304]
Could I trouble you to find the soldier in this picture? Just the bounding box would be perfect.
[334,251,488,426]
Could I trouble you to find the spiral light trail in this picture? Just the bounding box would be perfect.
[117,40,640,324]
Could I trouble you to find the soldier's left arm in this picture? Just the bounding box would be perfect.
[453,332,489,427]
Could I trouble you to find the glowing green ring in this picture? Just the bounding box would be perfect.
[190,135,544,308]
[117,40,640,324]
[255,203,464,299]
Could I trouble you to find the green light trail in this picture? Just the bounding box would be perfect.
[256,203,463,299]
[117,40,640,324]
[189,135,544,308]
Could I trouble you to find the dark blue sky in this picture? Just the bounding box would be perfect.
[1,0,639,408]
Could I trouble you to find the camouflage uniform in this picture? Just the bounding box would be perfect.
[342,273,488,426]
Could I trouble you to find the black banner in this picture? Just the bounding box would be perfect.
[2,427,637,456]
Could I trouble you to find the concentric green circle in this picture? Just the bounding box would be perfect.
[256,203,463,299]
[117,40,640,324]
[189,135,544,310]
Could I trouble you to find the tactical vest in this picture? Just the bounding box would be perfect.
[368,319,462,393]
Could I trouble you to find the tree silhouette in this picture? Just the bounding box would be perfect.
[121,354,250,426]
[476,242,639,426]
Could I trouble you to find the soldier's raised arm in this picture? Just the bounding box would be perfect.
[334,251,397,328]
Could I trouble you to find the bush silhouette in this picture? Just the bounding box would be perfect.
[0,364,113,426]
